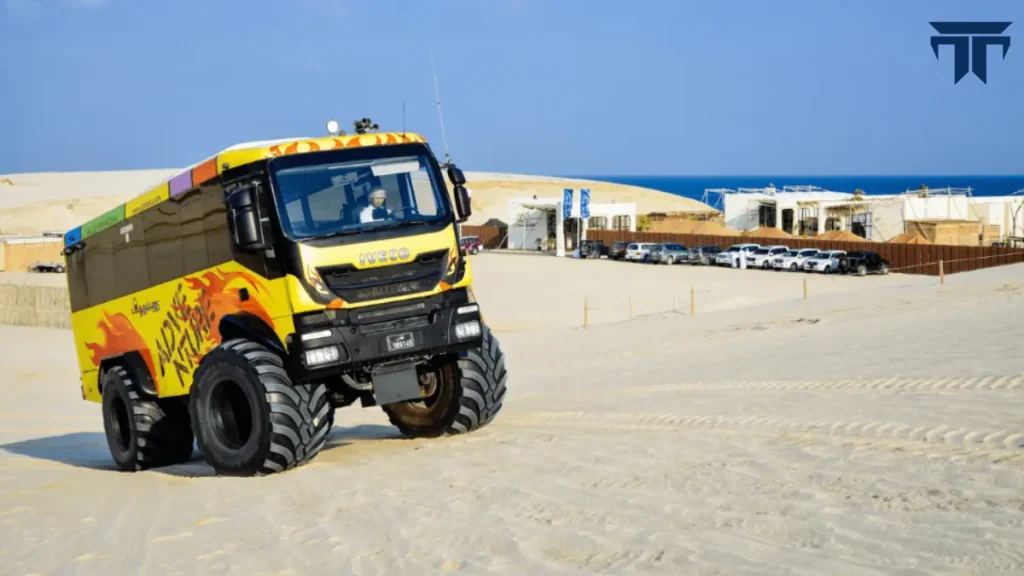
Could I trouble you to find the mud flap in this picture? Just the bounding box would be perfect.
[372,364,422,406]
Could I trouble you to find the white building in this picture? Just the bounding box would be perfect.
[507,196,637,256]
[716,185,1024,244]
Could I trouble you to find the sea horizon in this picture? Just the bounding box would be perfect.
[567,175,1024,202]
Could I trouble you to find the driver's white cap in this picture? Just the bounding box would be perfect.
[369,188,386,199]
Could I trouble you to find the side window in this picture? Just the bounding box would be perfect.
[83,226,117,307]
[179,188,210,275]
[202,184,232,266]
[114,215,149,296]
[66,248,90,312]
[144,201,182,285]
[407,169,439,217]
[306,184,346,224]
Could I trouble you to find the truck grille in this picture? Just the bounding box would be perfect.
[318,249,449,304]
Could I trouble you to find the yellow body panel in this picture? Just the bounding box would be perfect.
[73,261,295,402]
[294,224,471,313]
[73,224,471,403]
[125,183,169,218]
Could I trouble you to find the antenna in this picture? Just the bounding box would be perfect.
[402,100,406,135]
[430,47,451,164]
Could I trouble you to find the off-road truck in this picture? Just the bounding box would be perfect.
[62,132,506,476]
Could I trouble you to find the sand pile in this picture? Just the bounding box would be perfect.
[743,226,792,239]
[888,232,932,244]
[646,219,739,236]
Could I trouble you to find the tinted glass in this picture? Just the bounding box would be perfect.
[272,153,448,241]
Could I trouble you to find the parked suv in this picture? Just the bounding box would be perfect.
[803,250,846,273]
[579,239,608,259]
[840,251,890,276]
[656,242,689,264]
[747,245,789,269]
[688,245,722,265]
[609,241,629,260]
[715,243,760,266]
[460,235,483,255]
[625,242,657,262]
[772,248,819,271]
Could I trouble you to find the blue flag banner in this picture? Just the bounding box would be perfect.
[563,188,573,219]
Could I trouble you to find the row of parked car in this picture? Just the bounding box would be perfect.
[579,240,891,276]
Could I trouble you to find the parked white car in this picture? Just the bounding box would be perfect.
[747,245,789,269]
[803,250,847,273]
[625,242,657,262]
[772,248,820,271]
[715,243,760,266]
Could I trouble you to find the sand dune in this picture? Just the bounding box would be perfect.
[0,254,1022,574]
[0,169,714,236]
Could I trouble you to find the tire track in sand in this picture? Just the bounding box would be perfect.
[513,376,1024,403]
[620,375,1024,394]
[500,411,1024,462]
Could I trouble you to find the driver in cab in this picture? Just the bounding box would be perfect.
[359,188,392,223]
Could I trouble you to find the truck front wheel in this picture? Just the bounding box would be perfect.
[189,339,333,476]
[101,365,193,471]
[383,324,507,438]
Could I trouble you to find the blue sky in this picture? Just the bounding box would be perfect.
[1,0,1022,176]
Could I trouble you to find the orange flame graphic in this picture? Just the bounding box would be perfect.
[85,311,156,385]
[180,270,276,352]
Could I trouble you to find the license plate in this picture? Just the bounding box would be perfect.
[385,332,416,352]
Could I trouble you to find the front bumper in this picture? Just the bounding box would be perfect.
[286,288,483,383]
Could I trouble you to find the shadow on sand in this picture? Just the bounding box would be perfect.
[0,424,402,478]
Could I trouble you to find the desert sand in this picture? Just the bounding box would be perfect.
[1,252,1023,575]
[0,169,714,237]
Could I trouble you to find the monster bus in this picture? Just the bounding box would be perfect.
[62,132,507,476]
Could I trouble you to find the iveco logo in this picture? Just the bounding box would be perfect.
[359,247,411,266]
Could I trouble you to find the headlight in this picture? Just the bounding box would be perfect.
[304,345,340,367]
[300,329,333,342]
[454,320,481,340]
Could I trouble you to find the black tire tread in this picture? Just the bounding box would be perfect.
[108,365,193,471]
[447,324,507,434]
[204,339,332,475]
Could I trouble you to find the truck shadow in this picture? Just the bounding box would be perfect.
[0,424,401,478]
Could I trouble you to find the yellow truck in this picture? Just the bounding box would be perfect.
[62,132,506,476]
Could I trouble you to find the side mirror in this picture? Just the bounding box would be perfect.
[447,164,466,186]
[453,184,472,222]
[228,186,268,251]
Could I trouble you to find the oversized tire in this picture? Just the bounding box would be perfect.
[189,338,333,476]
[101,365,193,471]
[383,324,507,438]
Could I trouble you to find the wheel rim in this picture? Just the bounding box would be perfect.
[209,378,253,450]
[109,396,132,452]
[388,362,458,425]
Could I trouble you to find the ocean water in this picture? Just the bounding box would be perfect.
[570,175,1024,206]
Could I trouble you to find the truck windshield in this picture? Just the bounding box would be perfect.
[270,150,451,240]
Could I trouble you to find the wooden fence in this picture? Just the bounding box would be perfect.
[460,225,507,249]
[459,225,1024,276]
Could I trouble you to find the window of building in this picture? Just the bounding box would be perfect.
[588,216,608,230]
[612,215,631,231]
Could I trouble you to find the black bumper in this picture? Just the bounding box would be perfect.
[286,288,483,382]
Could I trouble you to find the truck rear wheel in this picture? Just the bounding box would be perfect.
[189,339,333,476]
[383,324,507,438]
[101,365,193,471]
